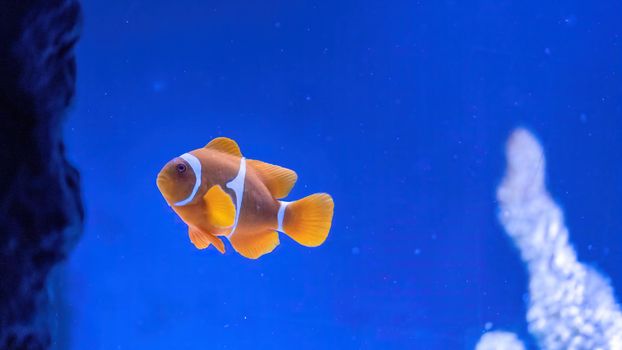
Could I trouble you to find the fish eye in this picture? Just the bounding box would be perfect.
[176,163,187,174]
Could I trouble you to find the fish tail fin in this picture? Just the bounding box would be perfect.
[279,193,334,247]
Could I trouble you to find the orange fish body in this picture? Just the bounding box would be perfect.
[156,137,334,259]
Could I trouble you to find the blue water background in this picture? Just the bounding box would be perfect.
[64,1,622,348]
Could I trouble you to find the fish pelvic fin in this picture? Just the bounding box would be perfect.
[247,159,297,199]
[229,229,280,259]
[205,137,242,157]
[189,227,225,253]
[280,193,334,247]
[204,185,236,228]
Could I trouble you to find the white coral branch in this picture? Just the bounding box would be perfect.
[476,331,526,350]
[493,128,622,350]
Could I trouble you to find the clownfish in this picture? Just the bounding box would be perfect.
[156,137,334,259]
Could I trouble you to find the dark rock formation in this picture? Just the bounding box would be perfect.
[0,1,83,349]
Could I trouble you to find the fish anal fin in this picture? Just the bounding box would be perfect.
[205,137,242,157]
[204,185,236,228]
[229,230,280,259]
[189,227,225,253]
[247,159,297,199]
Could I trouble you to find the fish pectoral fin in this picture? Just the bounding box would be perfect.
[229,230,280,259]
[204,185,236,228]
[189,227,225,253]
[247,159,297,199]
[205,137,242,157]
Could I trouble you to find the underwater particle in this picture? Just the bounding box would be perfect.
[152,80,167,92]
[156,137,334,259]
[484,322,493,330]
[563,14,577,27]
[351,247,360,255]
[492,128,622,349]
[476,331,525,350]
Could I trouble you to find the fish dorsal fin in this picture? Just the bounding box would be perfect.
[247,159,298,199]
[203,185,236,228]
[188,227,225,253]
[229,229,280,259]
[205,137,242,157]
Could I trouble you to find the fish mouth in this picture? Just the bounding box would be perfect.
[156,172,186,205]
[156,173,167,191]
[156,172,172,199]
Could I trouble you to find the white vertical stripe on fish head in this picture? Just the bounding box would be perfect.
[174,153,202,207]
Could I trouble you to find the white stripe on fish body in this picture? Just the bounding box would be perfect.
[174,153,202,207]
[226,157,246,238]
[277,201,290,233]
